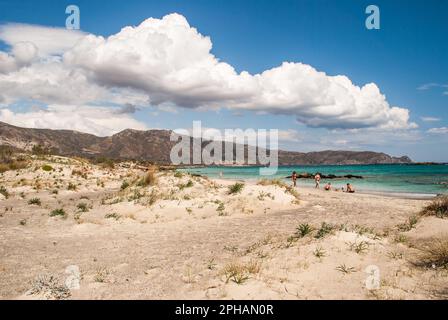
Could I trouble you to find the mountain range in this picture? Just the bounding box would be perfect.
[0,121,412,165]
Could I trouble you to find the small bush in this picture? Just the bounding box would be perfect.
[174,171,184,178]
[139,168,158,187]
[50,208,66,217]
[420,196,448,218]
[415,238,448,269]
[0,186,9,199]
[120,181,130,190]
[315,222,334,239]
[28,198,42,206]
[42,165,53,172]
[105,212,120,220]
[228,182,244,195]
[77,202,88,212]
[67,183,77,191]
[223,263,249,284]
[257,179,286,187]
[296,223,314,238]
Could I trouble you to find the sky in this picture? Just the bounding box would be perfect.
[0,0,447,161]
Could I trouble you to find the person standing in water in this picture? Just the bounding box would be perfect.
[314,173,321,189]
[292,171,298,187]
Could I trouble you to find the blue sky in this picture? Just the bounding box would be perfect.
[0,0,447,161]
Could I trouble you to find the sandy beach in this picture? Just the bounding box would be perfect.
[0,155,447,300]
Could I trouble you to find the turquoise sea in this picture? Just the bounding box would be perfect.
[182,164,448,198]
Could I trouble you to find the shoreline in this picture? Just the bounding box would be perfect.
[207,177,440,200]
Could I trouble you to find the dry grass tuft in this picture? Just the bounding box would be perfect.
[420,196,448,218]
[414,238,448,269]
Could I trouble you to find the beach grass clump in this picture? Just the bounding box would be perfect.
[296,223,314,238]
[105,212,121,220]
[336,264,356,274]
[313,246,326,258]
[397,215,420,232]
[216,201,226,216]
[28,198,42,206]
[348,241,370,254]
[0,186,9,199]
[228,182,245,195]
[257,178,287,188]
[50,208,66,217]
[223,263,249,285]
[77,202,89,212]
[415,238,448,269]
[179,180,194,190]
[41,164,53,172]
[67,182,77,191]
[315,222,335,239]
[120,181,130,190]
[174,171,184,178]
[28,274,71,300]
[420,195,448,218]
[139,168,158,187]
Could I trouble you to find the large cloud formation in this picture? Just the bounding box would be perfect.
[0,13,416,132]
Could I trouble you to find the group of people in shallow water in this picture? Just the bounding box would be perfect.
[291,171,355,193]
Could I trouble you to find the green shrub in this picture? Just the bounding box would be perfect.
[228,182,244,195]
[296,223,314,238]
[50,208,66,217]
[0,186,9,199]
[421,196,448,218]
[42,165,53,171]
[120,181,130,190]
[315,222,334,239]
[28,198,42,206]
[77,202,88,212]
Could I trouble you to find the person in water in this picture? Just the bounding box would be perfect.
[324,182,332,191]
[292,171,298,187]
[314,173,321,189]
[346,183,355,193]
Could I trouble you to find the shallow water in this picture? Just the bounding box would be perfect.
[182,164,448,197]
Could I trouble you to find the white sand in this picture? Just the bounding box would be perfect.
[0,155,447,300]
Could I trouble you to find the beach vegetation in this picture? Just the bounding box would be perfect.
[28,274,71,300]
[223,263,249,284]
[420,195,448,218]
[67,182,77,191]
[120,181,130,190]
[336,264,356,274]
[77,202,89,212]
[41,165,53,171]
[414,238,448,269]
[0,186,9,198]
[397,215,420,231]
[296,223,314,238]
[174,171,184,178]
[228,182,244,195]
[105,212,121,220]
[50,208,66,217]
[28,198,41,206]
[315,222,334,239]
[348,241,370,254]
[139,168,158,187]
[313,246,326,258]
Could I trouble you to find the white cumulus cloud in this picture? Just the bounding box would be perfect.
[0,13,417,131]
[0,105,148,136]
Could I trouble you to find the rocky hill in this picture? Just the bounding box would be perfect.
[0,121,412,165]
